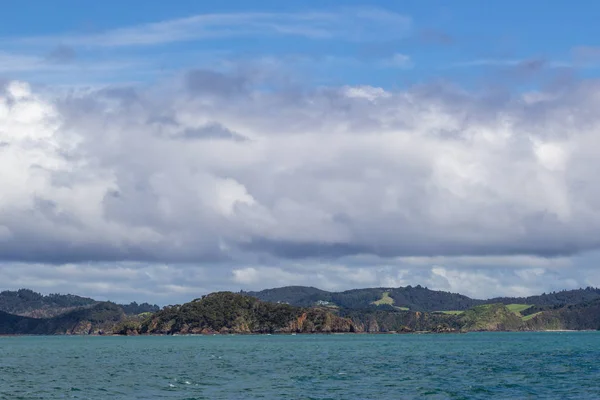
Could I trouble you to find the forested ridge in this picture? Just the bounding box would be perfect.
[1,286,600,335]
[246,285,600,311]
[0,289,159,318]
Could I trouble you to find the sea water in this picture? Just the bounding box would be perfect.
[1,332,600,399]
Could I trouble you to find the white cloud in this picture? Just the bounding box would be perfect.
[533,141,569,171]
[214,178,256,216]
[395,255,572,268]
[3,75,600,263]
[344,85,390,101]
[0,51,142,74]
[2,71,600,300]
[7,8,410,48]
[232,266,305,287]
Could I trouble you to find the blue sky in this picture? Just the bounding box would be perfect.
[2,1,598,88]
[2,2,600,303]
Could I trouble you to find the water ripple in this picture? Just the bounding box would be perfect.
[1,332,600,399]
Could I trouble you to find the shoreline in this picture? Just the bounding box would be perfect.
[2,329,598,338]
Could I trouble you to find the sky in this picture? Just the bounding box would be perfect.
[2,1,600,304]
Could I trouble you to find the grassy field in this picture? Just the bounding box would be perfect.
[437,304,531,317]
[521,311,542,321]
[137,312,154,318]
[438,310,464,315]
[436,304,540,321]
[372,292,394,306]
[502,304,543,321]
[371,292,410,310]
[506,304,532,314]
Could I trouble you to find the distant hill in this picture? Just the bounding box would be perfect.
[244,286,330,306]
[119,302,160,315]
[246,286,600,312]
[487,287,600,308]
[0,289,159,318]
[0,302,129,335]
[247,285,482,311]
[0,289,97,317]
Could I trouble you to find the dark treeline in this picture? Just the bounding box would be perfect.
[247,286,600,312]
[0,289,159,318]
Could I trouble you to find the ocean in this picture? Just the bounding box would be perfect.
[1,332,599,399]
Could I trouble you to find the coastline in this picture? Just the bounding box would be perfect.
[2,330,598,338]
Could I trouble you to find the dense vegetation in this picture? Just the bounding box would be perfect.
[247,286,600,312]
[244,286,330,306]
[119,302,160,315]
[248,285,482,310]
[0,289,159,318]
[0,289,96,317]
[523,298,600,331]
[0,302,127,335]
[487,287,600,308]
[138,292,355,334]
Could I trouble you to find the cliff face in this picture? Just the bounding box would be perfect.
[284,309,356,333]
[339,309,461,333]
[0,289,97,318]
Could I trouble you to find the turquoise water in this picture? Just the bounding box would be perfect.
[1,332,600,399]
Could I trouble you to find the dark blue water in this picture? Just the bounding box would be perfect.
[1,332,600,399]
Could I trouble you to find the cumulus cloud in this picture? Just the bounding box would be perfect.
[2,69,600,299]
[4,73,600,262]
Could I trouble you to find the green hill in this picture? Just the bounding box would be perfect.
[139,292,356,334]
[247,285,600,313]
[0,289,159,318]
[0,302,129,335]
[0,289,97,317]
[244,286,329,306]
[486,288,600,308]
[247,285,482,311]
[459,304,524,332]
